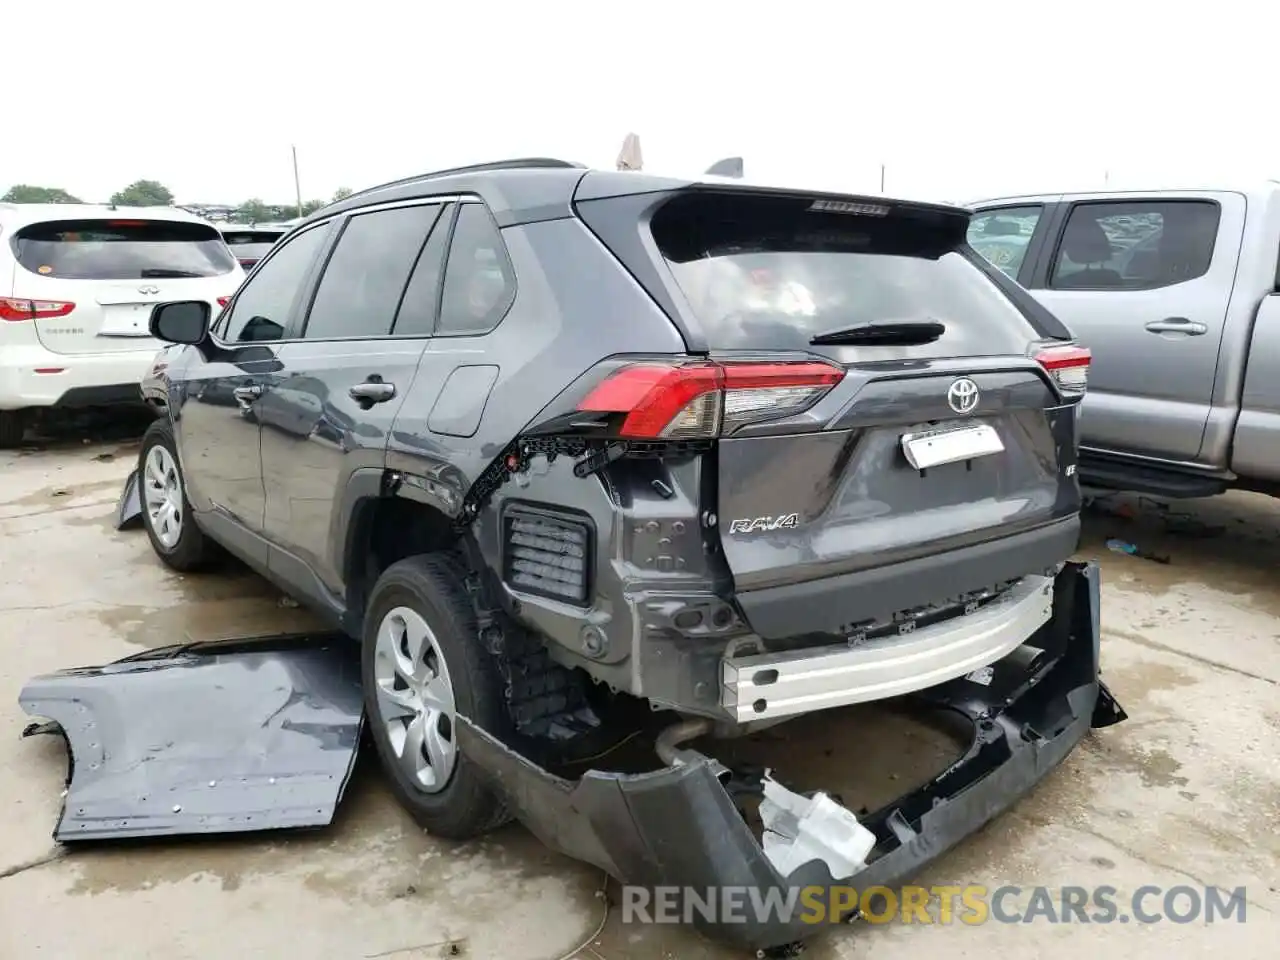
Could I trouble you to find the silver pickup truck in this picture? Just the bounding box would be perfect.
[968,185,1280,499]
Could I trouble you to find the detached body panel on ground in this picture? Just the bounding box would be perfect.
[20,635,362,840]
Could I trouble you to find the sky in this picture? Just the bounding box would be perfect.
[4,1,1277,207]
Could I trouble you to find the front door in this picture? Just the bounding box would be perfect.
[176,221,334,564]
[1031,194,1241,462]
[259,201,449,599]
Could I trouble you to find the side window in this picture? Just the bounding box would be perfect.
[1049,200,1220,291]
[436,203,516,337]
[220,224,330,343]
[967,206,1041,279]
[392,205,454,336]
[302,204,443,340]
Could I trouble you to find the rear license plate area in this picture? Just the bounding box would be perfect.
[900,422,1004,470]
[99,304,152,337]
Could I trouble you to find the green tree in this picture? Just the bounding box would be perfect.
[332,186,353,202]
[299,199,325,216]
[110,179,174,207]
[235,198,273,223]
[1,184,81,203]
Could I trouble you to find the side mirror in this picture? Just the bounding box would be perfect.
[150,300,211,345]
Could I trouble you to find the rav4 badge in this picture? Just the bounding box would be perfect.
[729,513,800,534]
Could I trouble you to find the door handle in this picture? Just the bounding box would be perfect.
[233,384,263,404]
[1145,317,1208,336]
[348,379,396,406]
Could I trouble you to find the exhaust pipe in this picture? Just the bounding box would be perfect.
[656,718,712,766]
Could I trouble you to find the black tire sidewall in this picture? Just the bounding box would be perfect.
[0,410,24,449]
[138,419,209,570]
[361,555,509,838]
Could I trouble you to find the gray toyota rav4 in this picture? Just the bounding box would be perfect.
[103,159,1121,951]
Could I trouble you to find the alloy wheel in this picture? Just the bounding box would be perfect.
[372,606,459,792]
[143,445,184,549]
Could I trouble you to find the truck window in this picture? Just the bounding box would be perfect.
[1049,200,1220,291]
[967,206,1041,279]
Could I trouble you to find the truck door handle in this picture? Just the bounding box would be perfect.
[233,385,263,404]
[348,379,396,406]
[1145,317,1208,336]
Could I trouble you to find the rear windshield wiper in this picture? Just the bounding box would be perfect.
[140,268,204,278]
[809,320,946,346]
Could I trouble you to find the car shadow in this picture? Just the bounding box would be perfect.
[16,406,156,455]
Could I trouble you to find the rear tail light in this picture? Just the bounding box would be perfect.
[0,298,76,322]
[577,360,844,438]
[1035,343,1090,398]
[217,297,231,308]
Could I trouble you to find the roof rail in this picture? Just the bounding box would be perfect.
[335,157,585,207]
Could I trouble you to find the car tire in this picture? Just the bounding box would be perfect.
[137,418,216,572]
[0,410,25,449]
[362,554,512,840]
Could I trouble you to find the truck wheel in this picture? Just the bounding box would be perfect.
[362,554,511,840]
[0,410,25,449]
[137,418,216,571]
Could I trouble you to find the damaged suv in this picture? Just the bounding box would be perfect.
[28,159,1124,954]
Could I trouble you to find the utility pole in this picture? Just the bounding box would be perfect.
[292,145,303,217]
[880,164,886,193]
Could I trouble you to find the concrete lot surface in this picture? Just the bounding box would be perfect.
[0,417,1276,959]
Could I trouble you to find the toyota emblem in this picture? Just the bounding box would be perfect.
[947,377,980,415]
[137,285,160,295]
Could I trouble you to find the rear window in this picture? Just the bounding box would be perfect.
[12,219,237,280]
[650,192,1035,355]
[221,229,284,257]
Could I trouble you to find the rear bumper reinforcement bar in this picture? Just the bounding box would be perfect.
[722,573,1054,722]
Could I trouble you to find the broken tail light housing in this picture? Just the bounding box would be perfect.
[577,360,844,438]
[1034,343,1090,399]
[0,297,75,322]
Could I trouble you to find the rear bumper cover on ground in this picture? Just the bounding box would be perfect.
[17,561,1121,954]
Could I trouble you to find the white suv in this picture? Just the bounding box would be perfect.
[0,204,245,446]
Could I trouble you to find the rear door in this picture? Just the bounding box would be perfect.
[259,201,448,599]
[8,217,242,354]
[1028,194,1239,461]
[642,190,1081,616]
